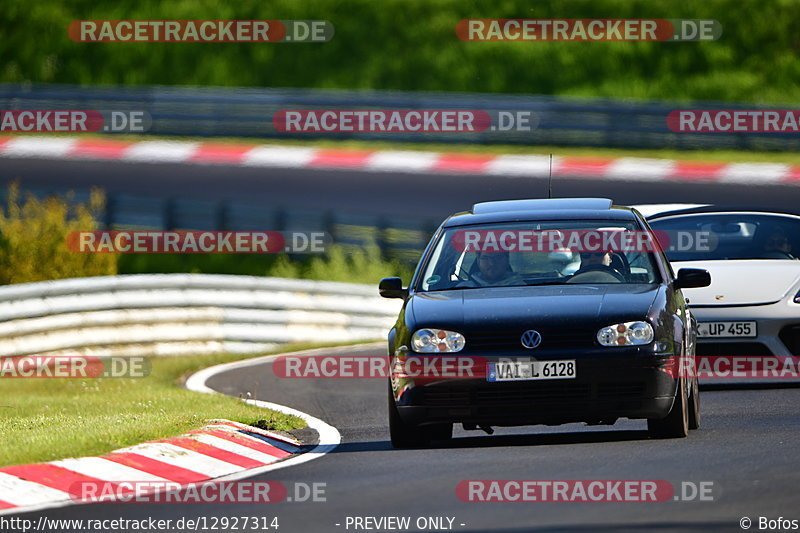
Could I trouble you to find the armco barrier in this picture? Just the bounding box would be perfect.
[0,274,401,358]
[2,83,798,151]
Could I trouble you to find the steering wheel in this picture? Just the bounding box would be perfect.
[608,252,631,276]
[570,263,626,282]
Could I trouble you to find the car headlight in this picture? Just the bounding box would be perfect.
[795,289,800,304]
[597,321,654,347]
[411,329,465,353]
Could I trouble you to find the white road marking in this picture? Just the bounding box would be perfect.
[187,433,282,464]
[50,457,170,482]
[719,163,790,184]
[0,137,78,158]
[122,141,199,162]
[0,472,72,507]
[242,146,317,167]
[112,442,241,477]
[605,157,676,181]
[366,150,438,172]
[486,154,555,177]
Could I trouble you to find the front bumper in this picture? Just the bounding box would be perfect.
[394,353,679,427]
[690,302,800,357]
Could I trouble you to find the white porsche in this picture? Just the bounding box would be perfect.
[639,205,800,365]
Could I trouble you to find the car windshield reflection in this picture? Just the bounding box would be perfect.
[418,221,661,292]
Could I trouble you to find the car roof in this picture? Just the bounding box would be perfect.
[641,204,800,220]
[443,198,640,227]
[473,198,613,214]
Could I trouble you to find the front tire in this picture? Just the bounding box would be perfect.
[648,378,689,439]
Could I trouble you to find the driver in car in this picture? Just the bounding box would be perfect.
[575,250,613,272]
[569,250,623,282]
[762,228,795,259]
[472,251,524,286]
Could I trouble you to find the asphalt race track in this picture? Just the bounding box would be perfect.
[6,158,800,532]
[17,343,800,532]
[3,157,800,220]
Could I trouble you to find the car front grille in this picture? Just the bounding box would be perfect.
[696,342,773,356]
[467,329,596,351]
[418,381,645,409]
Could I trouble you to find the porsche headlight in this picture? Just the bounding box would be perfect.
[597,321,654,347]
[411,329,465,353]
[794,288,800,304]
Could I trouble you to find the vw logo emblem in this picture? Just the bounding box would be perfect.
[521,330,542,349]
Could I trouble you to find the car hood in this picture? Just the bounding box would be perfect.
[675,260,800,306]
[409,285,660,331]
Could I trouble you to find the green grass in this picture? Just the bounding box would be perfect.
[0,342,353,467]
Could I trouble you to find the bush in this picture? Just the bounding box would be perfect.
[0,184,117,284]
[0,183,415,286]
[2,0,798,103]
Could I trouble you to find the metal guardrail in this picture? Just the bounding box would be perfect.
[0,274,401,357]
[1,83,798,151]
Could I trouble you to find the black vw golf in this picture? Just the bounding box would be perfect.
[379,198,710,447]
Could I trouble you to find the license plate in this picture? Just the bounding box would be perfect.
[487,360,576,382]
[697,321,757,338]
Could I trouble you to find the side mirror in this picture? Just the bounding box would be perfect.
[379,277,408,299]
[674,268,711,289]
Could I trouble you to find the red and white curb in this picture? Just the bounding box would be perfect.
[1,136,798,185]
[0,420,300,515]
[0,345,348,516]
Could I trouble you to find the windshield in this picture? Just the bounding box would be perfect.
[418,221,661,291]
[649,213,800,262]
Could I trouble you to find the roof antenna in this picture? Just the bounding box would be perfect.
[547,153,553,198]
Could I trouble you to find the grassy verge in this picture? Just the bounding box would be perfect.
[0,342,357,467]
